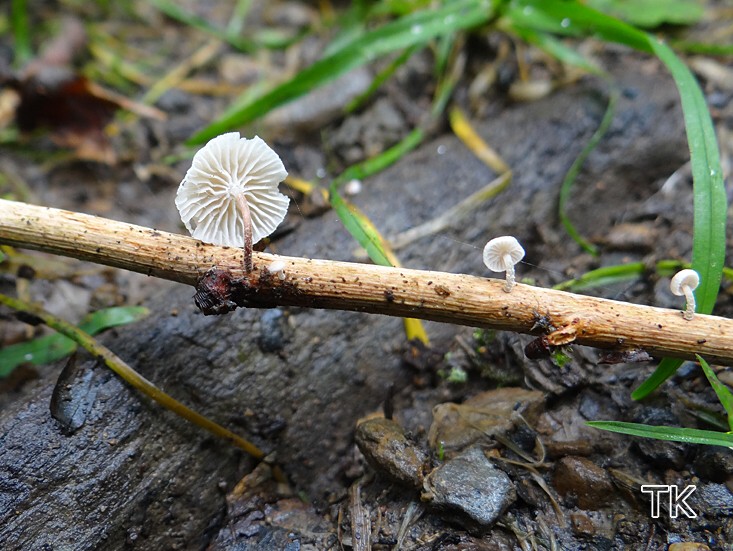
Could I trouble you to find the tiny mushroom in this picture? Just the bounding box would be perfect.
[176,132,289,273]
[670,269,700,321]
[267,259,287,281]
[483,236,525,292]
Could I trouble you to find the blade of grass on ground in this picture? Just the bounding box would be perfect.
[557,86,618,255]
[587,420,733,448]
[11,0,32,68]
[449,106,510,173]
[553,260,733,293]
[504,25,603,76]
[634,39,726,400]
[188,0,496,144]
[585,0,703,28]
[150,0,256,52]
[502,19,613,254]
[671,42,733,56]
[346,45,419,113]
[698,355,733,431]
[330,133,430,345]
[0,305,149,377]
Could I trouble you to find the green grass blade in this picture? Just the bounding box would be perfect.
[632,358,684,400]
[510,2,726,312]
[648,40,726,316]
[504,0,651,51]
[11,0,32,68]
[587,420,733,448]
[188,0,496,144]
[554,260,733,293]
[333,127,425,187]
[330,193,394,267]
[506,26,603,75]
[634,41,726,399]
[671,41,733,56]
[697,355,733,431]
[585,0,702,28]
[226,0,252,37]
[346,45,419,113]
[329,128,425,266]
[0,306,149,377]
[558,85,618,255]
[553,261,645,292]
[151,0,256,52]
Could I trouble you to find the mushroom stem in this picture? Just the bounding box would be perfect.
[235,194,253,273]
[504,253,515,292]
[682,285,696,321]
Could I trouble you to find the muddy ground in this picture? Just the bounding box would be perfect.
[1,3,733,550]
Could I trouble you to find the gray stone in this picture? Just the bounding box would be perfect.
[422,447,516,532]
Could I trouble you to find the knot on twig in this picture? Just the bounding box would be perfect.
[194,268,238,315]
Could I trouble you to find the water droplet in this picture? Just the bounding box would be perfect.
[523,6,534,15]
[344,179,362,196]
[411,24,423,35]
[316,168,327,178]
[444,15,455,25]
[561,18,571,28]
[710,169,717,177]
[437,145,447,155]
[24,353,33,361]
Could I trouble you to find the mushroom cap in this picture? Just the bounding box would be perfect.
[483,236,525,272]
[670,269,700,296]
[267,260,286,274]
[176,132,289,247]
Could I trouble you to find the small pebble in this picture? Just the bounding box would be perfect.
[553,456,614,510]
[257,308,287,353]
[355,417,428,489]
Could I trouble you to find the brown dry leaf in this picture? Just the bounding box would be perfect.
[428,388,545,457]
[4,16,164,164]
[11,72,120,163]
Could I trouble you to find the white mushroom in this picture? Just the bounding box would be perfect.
[670,269,700,321]
[176,132,289,273]
[267,259,287,281]
[483,236,525,292]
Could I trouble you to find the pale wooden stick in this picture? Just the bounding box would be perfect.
[1,198,732,365]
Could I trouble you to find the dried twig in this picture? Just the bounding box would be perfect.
[2,198,733,365]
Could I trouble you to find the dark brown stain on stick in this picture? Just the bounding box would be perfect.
[434,285,451,297]
[194,267,306,315]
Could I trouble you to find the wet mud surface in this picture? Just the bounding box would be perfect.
[1,10,733,551]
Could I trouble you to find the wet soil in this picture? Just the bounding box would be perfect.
[1,4,733,550]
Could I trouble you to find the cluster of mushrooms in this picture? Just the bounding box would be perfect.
[176,133,701,321]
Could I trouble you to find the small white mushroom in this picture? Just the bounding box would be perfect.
[670,269,700,321]
[175,132,289,273]
[267,259,287,281]
[483,236,525,292]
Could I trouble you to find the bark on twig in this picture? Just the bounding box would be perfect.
[1,198,732,365]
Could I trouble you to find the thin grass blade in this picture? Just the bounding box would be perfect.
[585,0,703,28]
[0,306,149,377]
[188,0,496,144]
[697,355,733,431]
[11,0,32,67]
[587,420,733,448]
[558,86,618,255]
